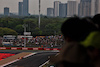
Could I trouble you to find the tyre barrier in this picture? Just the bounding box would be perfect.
[0,47,61,51]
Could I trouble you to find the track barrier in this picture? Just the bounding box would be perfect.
[0,47,61,51]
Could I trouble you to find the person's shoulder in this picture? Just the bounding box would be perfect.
[53,42,88,64]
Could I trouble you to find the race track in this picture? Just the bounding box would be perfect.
[0,50,58,67]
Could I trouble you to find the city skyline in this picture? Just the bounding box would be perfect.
[46,0,100,17]
[0,0,71,15]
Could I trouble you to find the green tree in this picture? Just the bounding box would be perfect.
[0,17,66,36]
[0,27,18,36]
[14,25,23,35]
[0,27,4,36]
[32,27,42,36]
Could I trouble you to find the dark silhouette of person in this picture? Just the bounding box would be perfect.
[50,17,98,67]
[81,31,100,67]
[92,14,100,30]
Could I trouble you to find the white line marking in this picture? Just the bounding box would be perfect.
[39,60,49,67]
[51,50,59,52]
[0,53,37,67]
[39,51,59,67]
[0,59,20,67]
[23,53,36,58]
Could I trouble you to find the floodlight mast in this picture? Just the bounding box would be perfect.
[39,0,41,28]
[24,24,26,47]
[23,24,27,47]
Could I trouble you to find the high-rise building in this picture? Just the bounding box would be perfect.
[76,0,80,16]
[23,0,29,16]
[91,0,96,16]
[79,0,91,17]
[91,0,100,16]
[4,7,9,16]
[77,0,80,3]
[59,3,67,17]
[67,1,78,17]
[47,8,54,17]
[54,1,61,17]
[95,0,100,14]
[19,2,23,16]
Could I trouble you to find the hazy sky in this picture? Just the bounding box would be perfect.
[0,0,77,15]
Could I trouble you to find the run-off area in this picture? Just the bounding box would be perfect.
[0,53,15,61]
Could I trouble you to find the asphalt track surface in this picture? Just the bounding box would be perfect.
[0,50,58,67]
[0,50,42,53]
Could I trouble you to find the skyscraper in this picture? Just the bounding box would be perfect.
[59,3,67,17]
[4,7,9,16]
[91,0,96,16]
[67,1,78,17]
[95,0,100,14]
[54,1,61,17]
[79,0,91,17]
[19,2,23,16]
[91,0,100,16]
[23,0,29,16]
[47,8,54,17]
[77,0,80,3]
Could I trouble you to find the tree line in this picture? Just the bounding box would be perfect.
[0,17,67,37]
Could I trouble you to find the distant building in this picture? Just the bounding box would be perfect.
[79,0,91,17]
[91,0,96,16]
[54,1,61,17]
[23,0,29,16]
[4,7,9,16]
[95,0,100,14]
[77,0,80,3]
[67,1,78,17]
[19,2,23,16]
[47,8,54,17]
[78,3,80,16]
[59,3,67,17]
